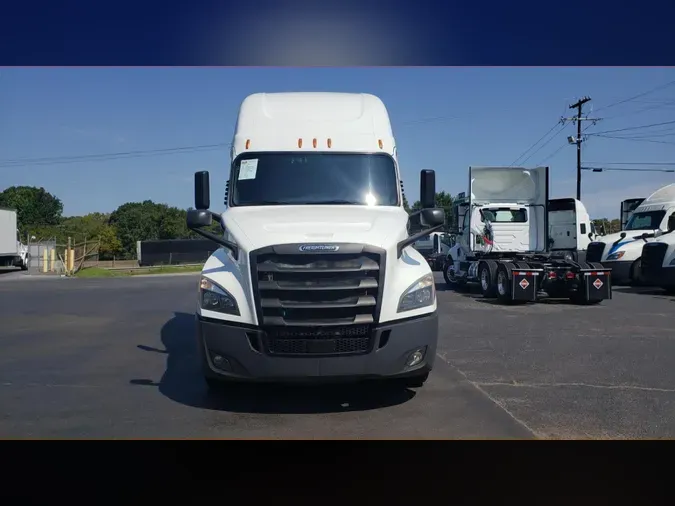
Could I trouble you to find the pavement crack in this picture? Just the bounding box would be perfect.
[435,352,540,438]
[474,381,675,393]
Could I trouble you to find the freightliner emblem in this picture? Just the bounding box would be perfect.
[298,244,340,252]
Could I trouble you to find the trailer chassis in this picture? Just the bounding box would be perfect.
[464,252,612,305]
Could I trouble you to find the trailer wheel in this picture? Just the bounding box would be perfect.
[478,262,497,298]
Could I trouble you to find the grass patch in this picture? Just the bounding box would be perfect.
[74,265,203,278]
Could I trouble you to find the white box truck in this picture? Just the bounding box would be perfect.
[0,208,29,270]
[185,92,445,390]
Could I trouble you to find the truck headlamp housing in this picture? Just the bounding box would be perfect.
[199,277,240,315]
[397,273,435,313]
[606,251,625,261]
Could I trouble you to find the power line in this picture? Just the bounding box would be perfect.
[590,133,675,146]
[536,142,567,165]
[508,120,563,166]
[0,142,231,168]
[582,166,675,173]
[584,161,675,166]
[0,114,462,169]
[593,79,675,114]
[587,119,675,136]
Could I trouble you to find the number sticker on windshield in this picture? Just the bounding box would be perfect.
[238,159,258,180]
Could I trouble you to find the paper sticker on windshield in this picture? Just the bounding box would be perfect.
[238,159,258,180]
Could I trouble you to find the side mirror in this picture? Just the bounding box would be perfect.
[195,171,210,210]
[619,232,626,239]
[420,208,445,227]
[187,209,213,228]
[420,169,436,209]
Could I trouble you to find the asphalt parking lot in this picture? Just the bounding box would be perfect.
[1,271,674,438]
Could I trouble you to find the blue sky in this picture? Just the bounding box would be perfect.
[2,67,675,219]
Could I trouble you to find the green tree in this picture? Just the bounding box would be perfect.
[0,186,63,235]
[411,191,455,230]
[109,200,192,258]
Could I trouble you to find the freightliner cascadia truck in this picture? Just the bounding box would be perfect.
[186,92,445,390]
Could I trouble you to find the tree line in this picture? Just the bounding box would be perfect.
[0,185,621,260]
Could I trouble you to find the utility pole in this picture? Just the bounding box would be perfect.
[565,96,599,200]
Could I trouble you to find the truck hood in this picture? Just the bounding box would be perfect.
[596,230,658,259]
[223,205,409,251]
[600,230,658,245]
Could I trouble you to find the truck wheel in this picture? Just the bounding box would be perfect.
[629,259,643,286]
[443,259,467,290]
[495,264,523,304]
[478,262,497,298]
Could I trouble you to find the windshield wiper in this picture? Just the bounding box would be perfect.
[252,200,294,206]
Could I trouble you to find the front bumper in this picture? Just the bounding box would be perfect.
[602,260,632,283]
[643,266,675,287]
[196,312,439,383]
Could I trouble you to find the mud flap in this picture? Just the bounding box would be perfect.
[511,270,541,301]
[581,269,612,301]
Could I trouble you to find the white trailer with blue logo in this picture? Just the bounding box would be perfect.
[586,184,675,285]
[184,92,445,390]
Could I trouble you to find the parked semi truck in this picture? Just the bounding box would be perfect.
[442,166,612,304]
[185,92,445,390]
[547,197,598,262]
[586,184,675,285]
[412,231,452,271]
[0,208,29,270]
[640,218,675,294]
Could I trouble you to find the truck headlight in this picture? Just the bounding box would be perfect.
[397,273,435,313]
[606,251,624,261]
[199,277,239,315]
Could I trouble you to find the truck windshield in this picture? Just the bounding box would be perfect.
[230,152,399,207]
[625,210,666,231]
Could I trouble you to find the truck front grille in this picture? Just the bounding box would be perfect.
[586,242,606,263]
[250,243,386,328]
[265,325,373,356]
[641,242,668,278]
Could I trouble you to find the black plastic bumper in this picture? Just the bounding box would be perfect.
[196,312,439,382]
[602,260,631,283]
[643,266,675,287]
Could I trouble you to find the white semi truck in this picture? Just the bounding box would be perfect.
[586,184,675,285]
[547,197,598,262]
[185,92,445,390]
[442,166,612,304]
[640,214,675,293]
[0,208,29,271]
[412,231,452,271]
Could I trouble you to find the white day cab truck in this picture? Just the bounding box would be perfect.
[185,92,445,390]
[442,166,612,305]
[586,184,675,285]
[412,231,452,271]
[0,208,29,271]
